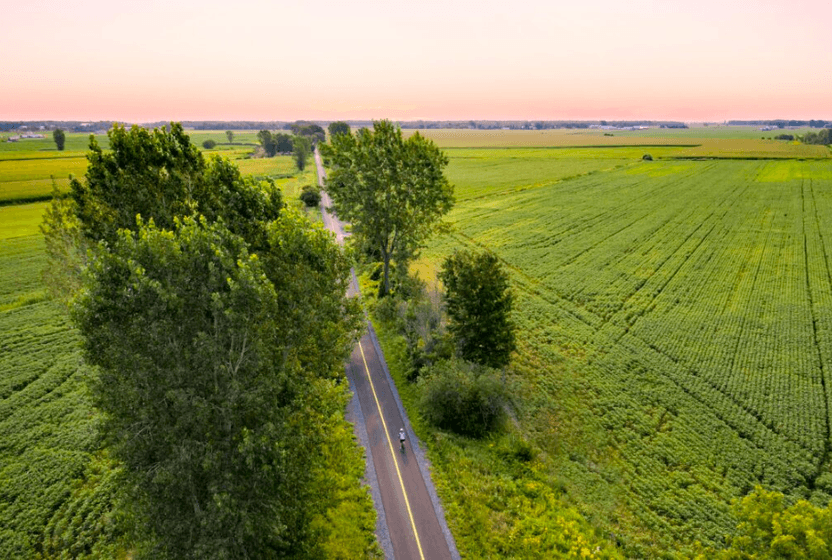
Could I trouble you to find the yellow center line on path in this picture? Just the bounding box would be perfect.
[358,340,426,560]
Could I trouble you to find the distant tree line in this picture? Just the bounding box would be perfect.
[256,130,314,170]
[0,121,116,133]
[393,120,688,130]
[2,119,698,133]
[729,119,830,128]
[801,128,832,145]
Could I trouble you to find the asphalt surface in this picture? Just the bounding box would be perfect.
[315,149,458,560]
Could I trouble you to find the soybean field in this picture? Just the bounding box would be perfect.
[421,143,832,549]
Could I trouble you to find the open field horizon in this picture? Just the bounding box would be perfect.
[2,125,831,557]
[405,131,832,554]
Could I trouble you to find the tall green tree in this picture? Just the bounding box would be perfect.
[293,135,311,171]
[290,122,326,145]
[40,182,87,305]
[321,120,454,296]
[73,215,360,558]
[60,122,365,556]
[258,129,277,156]
[71,123,282,249]
[439,249,516,369]
[328,121,350,138]
[53,128,66,150]
[275,132,294,154]
[225,130,234,143]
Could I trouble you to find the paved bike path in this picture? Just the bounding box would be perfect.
[315,149,458,560]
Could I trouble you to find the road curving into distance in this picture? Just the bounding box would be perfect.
[315,148,459,560]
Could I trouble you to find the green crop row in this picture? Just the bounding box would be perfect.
[417,152,832,554]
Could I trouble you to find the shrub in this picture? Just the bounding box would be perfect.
[418,358,506,438]
[299,186,321,207]
[202,139,216,149]
[642,154,653,161]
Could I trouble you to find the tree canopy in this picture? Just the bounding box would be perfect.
[439,249,516,369]
[293,135,311,171]
[62,122,362,558]
[321,120,454,296]
[290,122,326,145]
[74,214,360,557]
[53,128,65,150]
[258,130,294,156]
[71,123,282,249]
[327,121,350,138]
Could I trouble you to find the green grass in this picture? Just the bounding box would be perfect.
[367,296,623,559]
[411,151,832,555]
[0,202,48,240]
[0,158,89,204]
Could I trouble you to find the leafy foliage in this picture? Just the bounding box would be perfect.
[0,233,125,559]
[801,128,832,145]
[423,150,832,552]
[53,128,66,151]
[703,487,832,559]
[202,139,216,149]
[294,134,311,171]
[439,249,516,369]
[40,183,87,305]
[322,120,454,296]
[73,214,360,558]
[328,121,350,138]
[369,295,623,558]
[70,123,282,249]
[300,185,321,207]
[225,130,233,143]
[258,130,294,156]
[290,122,326,145]
[418,358,506,438]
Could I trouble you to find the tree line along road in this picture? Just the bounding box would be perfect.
[315,148,458,560]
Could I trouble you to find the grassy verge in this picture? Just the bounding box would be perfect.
[360,269,623,559]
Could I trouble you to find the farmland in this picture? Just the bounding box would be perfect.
[0,130,366,557]
[0,209,115,557]
[408,134,832,553]
[3,124,830,556]
[0,131,316,206]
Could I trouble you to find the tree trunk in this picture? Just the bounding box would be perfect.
[377,238,393,297]
[379,253,391,297]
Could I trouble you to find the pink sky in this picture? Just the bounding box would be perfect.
[3,0,830,122]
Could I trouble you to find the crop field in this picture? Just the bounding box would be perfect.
[411,126,832,155]
[416,142,832,551]
[0,207,114,557]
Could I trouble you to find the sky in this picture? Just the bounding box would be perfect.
[3,0,831,122]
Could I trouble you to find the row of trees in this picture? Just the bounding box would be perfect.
[256,130,312,170]
[44,123,363,558]
[322,120,517,438]
[801,128,832,145]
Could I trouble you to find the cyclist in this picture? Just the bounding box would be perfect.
[399,428,406,452]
